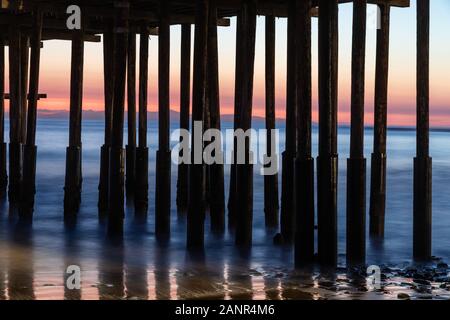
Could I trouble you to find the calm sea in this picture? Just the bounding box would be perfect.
[0,118,450,300]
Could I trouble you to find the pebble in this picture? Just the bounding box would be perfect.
[397,293,410,300]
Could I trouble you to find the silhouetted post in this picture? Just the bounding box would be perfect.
[20,34,29,144]
[0,37,7,197]
[235,0,257,247]
[228,12,244,230]
[155,0,172,240]
[414,0,432,261]
[346,0,367,266]
[21,8,43,219]
[369,4,390,237]
[208,1,225,234]
[281,0,298,244]
[295,0,314,267]
[108,1,129,236]
[135,28,149,215]
[187,0,208,249]
[64,27,84,220]
[8,23,23,204]
[98,21,115,215]
[264,15,279,229]
[317,0,339,267]
[126,31,137,197]
[176,24,191,212]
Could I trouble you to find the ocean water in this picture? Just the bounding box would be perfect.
[0,118,450,300]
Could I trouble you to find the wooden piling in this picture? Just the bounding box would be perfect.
[108,1,129,236]
[235,0,257,247]
[155,0,172,240]
[21,8,43,219]
[98,21,115,215]
[176,24,191,212]
[294,0,315,267]
[64,27,84,220]
[264,15,279,229]
[414,0,432,261]
[369,4,390,237]
[317,0,339,267]
[8,23,23,204]
[227,11,244,230]
[208,1,225,234]
[0,37,7,197]
[346,0,367,266]
[134,28,150,215]
[187,0,208,249]
[126,31,137,197]
[280,0,298,244]
[20,34,29,145]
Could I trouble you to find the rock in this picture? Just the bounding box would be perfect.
[398,293,410,300]
[273,233,284,246]
[437,262,448,269]
[413,279,431,286]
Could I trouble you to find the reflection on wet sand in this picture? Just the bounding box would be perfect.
[98,240,125,300]
[7,222,35,300]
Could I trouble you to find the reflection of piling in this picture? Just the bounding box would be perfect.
[235,0,257,247]
[187,0,208,249]
[176,24,191,212]
[21,9,43,219]
[64,27,84,221]
[264,15,279,229]
[369,4,390,237]
[317,0,339,267]
[346,0,367,266]
[126,31,137,197]
[0,37,7,197]
[280,0,298,245]
[294,0,314,267]
[208,1,225,234]
[134,28,149,215]
[98,21,115,216]
[155,0,172,240]
[414,0,432,261]
[8,23,23,204]
[108,2,129,236]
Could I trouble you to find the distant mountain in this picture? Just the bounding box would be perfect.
[29,109,269,122]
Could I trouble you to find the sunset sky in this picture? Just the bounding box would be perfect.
[3,0,450,127]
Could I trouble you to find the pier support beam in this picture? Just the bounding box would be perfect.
[280,0,298,244]
[346,0,367,266]
[155,0,171,240]
[21,8,43,219]
[126,31,137,197]
[134,28,149,215]
[317,0,339,267]
[20,34,29,145]
[208,1,225,234]
[369,4,390,237]
[108,1,129,236]
[264,15,279,229]
[228,11,244,230]
[187,0,208,249]
[98,22,115,215]
[64,27,84,221]
[176,24,191,212]
[414,0,432,261]
[0,37,7,197]
[235,0,257,248]
[8,23,23,204]
[294,0,314,267]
